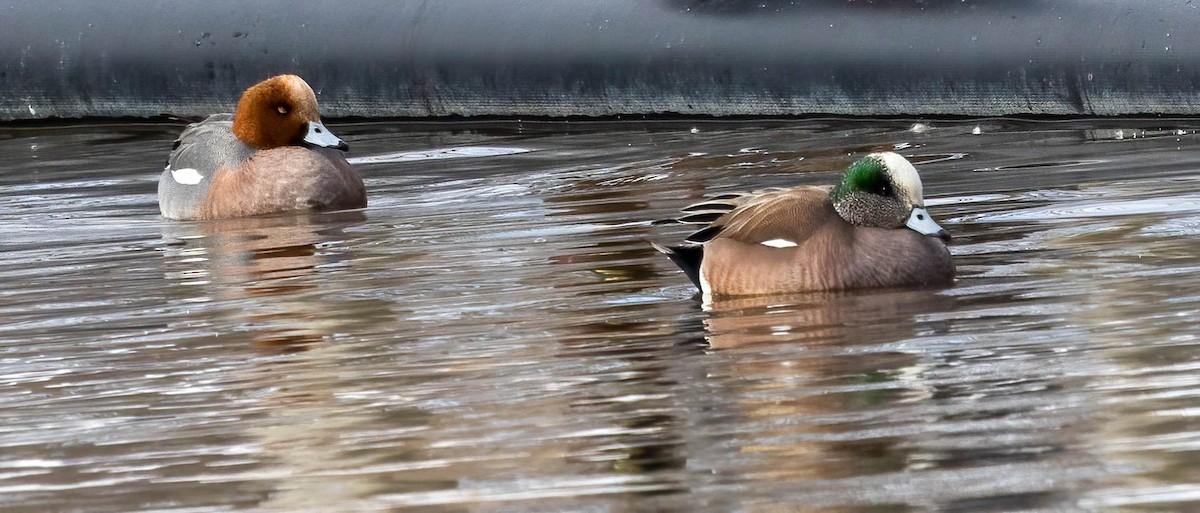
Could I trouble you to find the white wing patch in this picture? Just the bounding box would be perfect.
[760,238,798,248]
[170,167,204,185]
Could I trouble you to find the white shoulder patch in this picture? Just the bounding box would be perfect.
[760,238,798,248]
[170,167,204,185]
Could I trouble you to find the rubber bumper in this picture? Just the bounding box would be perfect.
[3,0,1200,120]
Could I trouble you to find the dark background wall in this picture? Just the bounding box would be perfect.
[3,0,1199,120]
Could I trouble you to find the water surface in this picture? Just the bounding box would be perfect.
[2,118,1200,512]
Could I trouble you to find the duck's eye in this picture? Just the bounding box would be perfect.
[276,105,290,115]
[879,182,894,197]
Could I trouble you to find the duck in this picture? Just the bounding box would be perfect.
[653,152,954,297]
[158,74,366,220]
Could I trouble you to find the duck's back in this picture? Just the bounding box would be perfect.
[709,186,836,246]
[699,187,849,294]
[698,186,953,294]
[159,114,255,220]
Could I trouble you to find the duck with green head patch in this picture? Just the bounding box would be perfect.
[654,152,954,297]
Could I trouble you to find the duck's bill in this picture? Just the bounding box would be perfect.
[906,207,951,241]
[303,120,350,151]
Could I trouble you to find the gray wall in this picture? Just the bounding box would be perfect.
[3,1,1199,120]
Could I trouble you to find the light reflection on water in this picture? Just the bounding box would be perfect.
[1,119,1200,511]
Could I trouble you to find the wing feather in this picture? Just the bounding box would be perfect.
[686,186,834,246]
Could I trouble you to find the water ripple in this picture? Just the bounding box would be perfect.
[2,118,1200,511]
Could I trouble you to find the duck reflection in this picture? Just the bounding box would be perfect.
[160,210,370,352]
[702,289,956,483]
[702,288,954,349]
[162,211,465,507]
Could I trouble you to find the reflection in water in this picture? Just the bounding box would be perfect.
[5,118,1200,511]
[704,292,942,486]
[161,211,466,508]
[346,145,532,165]
[702,289,955,349]
[160,211,371,352]
[699,288,1102,510]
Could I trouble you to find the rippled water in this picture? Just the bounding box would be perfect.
[2,118,1200,512]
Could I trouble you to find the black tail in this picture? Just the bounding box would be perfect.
[651,243,704,291]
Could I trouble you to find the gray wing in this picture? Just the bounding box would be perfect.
[158,114,255,219]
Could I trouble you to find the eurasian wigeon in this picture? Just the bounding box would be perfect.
[654,152,954,297]
[158,74,366,220]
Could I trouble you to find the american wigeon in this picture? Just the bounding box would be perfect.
[158,74,366,220]
[654,152,954,296]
